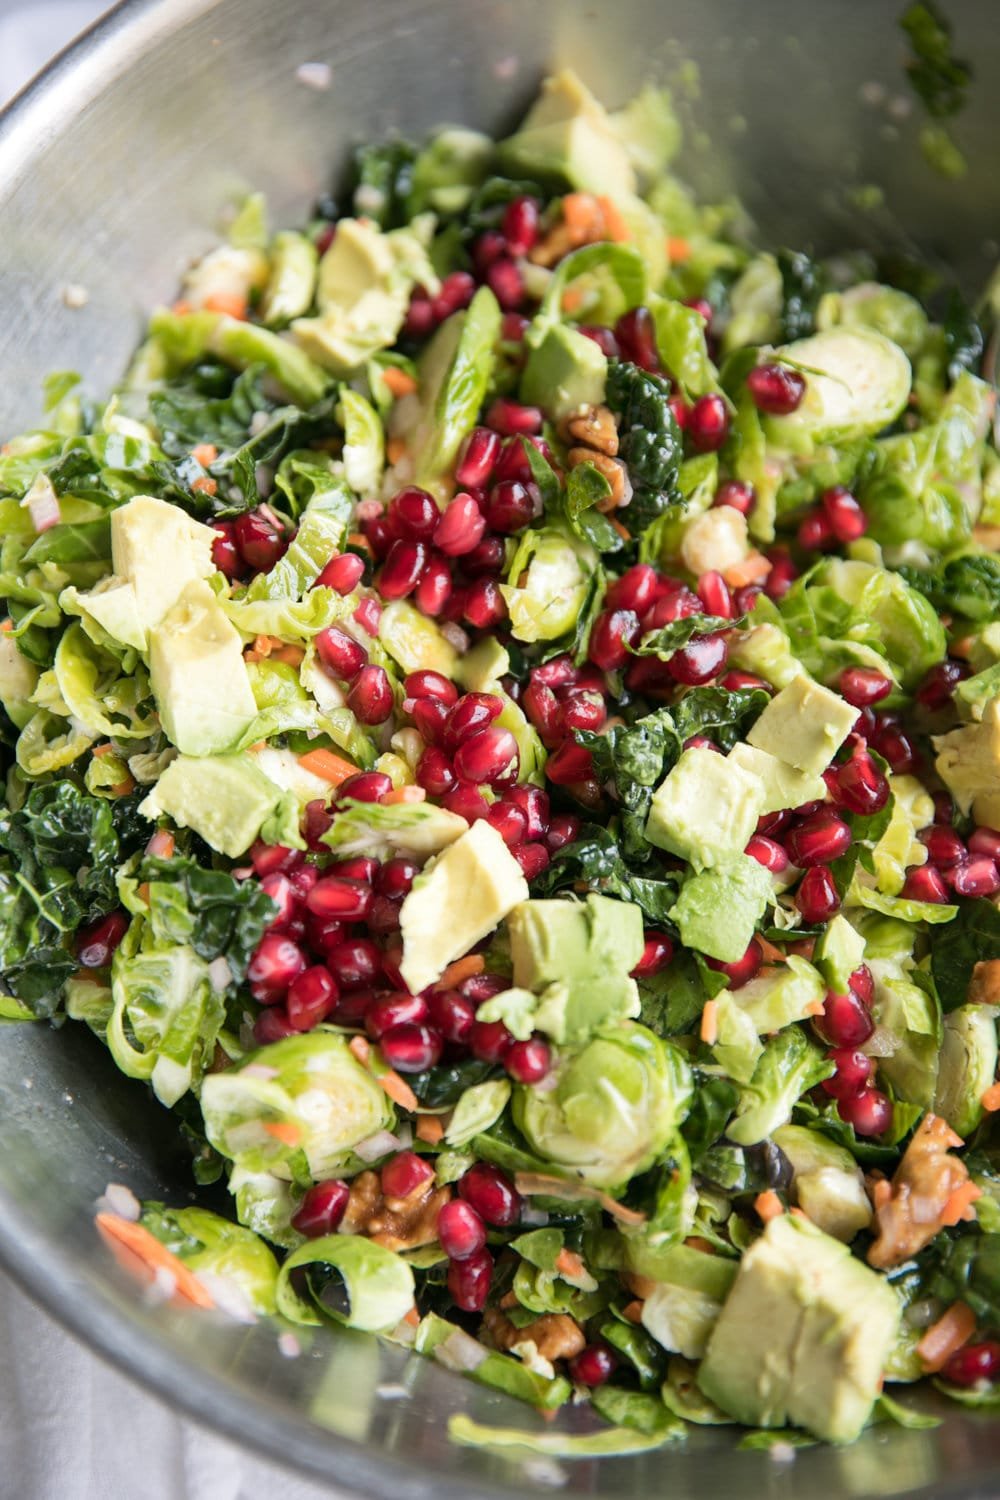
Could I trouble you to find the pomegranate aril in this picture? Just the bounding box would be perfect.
[501,194,540,256]
[447,1246,493,1312]
[410,696,449,746]
[941,1341,1000,1388]
[463,577,507,630]
[211,521,241,579]
[287,966,338,1031]
[746,362,806,415]
[838,1086,892,1136]
[427,988,476,1044]
[577,324,621,359]
[919,825,965,867]
[916,659,968,710]
[838,667,892,708]
[76,910,129,968]
[405,670,457,706]
[588,608,640,671]
[327,855,377,883]
[688,394,730,453]
[248,933,307,1002]
[437,1198,487,1260]
[459,1162,521,1227]
[697,571,734,619]
[434,493,487,556]
[546,814,581,852]
[234,510,286,571]
[502,312,531,343]
[786,810,853,868]
[432,270,476,322]
[445,692,503,749]
[486,256,524,310]
[822,1047,874,1099]
[368,893,403,935]
[821,486,867,543]
[758,809,793,838]
[442,781,491,822]
[456,428,503,489]
[403,293,435,338]
[721,670,770,693]
[505,1036,552,1083]
[315,551,365,594]
[347,664,394,725]
[460,971,509,1003]
[745,834,789,874]
[469,1018,514,1064]
[836,747,890,816]
[814,989,874,1048]
[560,693,606,734]
[380,539,429,600]
[523,679,561,742]
[870,722,918,775]
[798,510,833,551]
[901,865,949,904]
[614,306,659,371]
[250,840,302,877]
[306,877,373,921]
[631,932,674,977]
[415,553,452,616]
[796,865,841,923]
[513,842,551,879]
[486,397,542,437]
[669,394,690,429]
[316,625,367,681]
[533,656,577,688]
[366,992,429,1040]
[306,914,345,957]
[417,746,457,796]
[605,565,658,616]
[253,1006,297,1044]
[486,800,530,848]
[849,965,874,1004]
[765,552,798,600]
[328,938,381,990]
[714,479,755,515]
[569,1344,618,1387]
[390,487,439,542]
[472,230,506,274]
[354,596,382,635]
[669,633,729,686]
[705,938,762,989]
[260,872,297,932]
[377,857,420,899]
[734,584,764,614]
[645,585,702,628]
[463,534,506,578]
[970,827,1000,860]
[381,1150,435,1199]
[363,514,397,561]
[506,784,550,841]
[337,771,393,803]
[545,740,594,786]
[950,857,1000,898]
[379,1022,443,1072]
[291,1179,350,1238]
[486,479,536,534]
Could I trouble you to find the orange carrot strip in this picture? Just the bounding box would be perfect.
[270,645,305,668]
[298,748,358,786]
[146,830,176,859]
[917,1301,977,1373]
[785,937,816,960]
[416,1115,445,1144]
[667,236,691,262]
[171,299,193,316]
[136,882,151,905]
[804,998,826,1016]
[203,290,248,319]
[346,532,372,554]
[555,1249,586,1280]
[596,195,630,243]
[700,999,719,1046]
[386,437,408,466]
[561,285,588,315]
[723,553,773,589]
[382,785,426,805]
[93,742,115,758]
[610,517,632,542]
[438,954,485,989]
[789,1207,810,1222]
[622,1300,644,1324]
[0,618,12,632]
[191,475,218,497]
[191,443,218,467]
[349,1035,372,1065]
[940,1181,983,1227]
[253,634,273,658]
[754,1189,784,1223]
[95,1213,214,1309]
[382,366,418,398]
[982,1082,1000,1111]
[562,192,600,230]
[264,1121,301,1148]
[872,1178,892,1210]
[402,1306,421,1328]
[376,1068,419,1113]
[111,776,136,797]
[756,935,787,965]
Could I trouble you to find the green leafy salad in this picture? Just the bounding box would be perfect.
[5,57,1000,1455]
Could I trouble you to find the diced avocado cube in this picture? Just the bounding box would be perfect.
[669,853,772,966]
[772,1125,873,1243]
[813,914,866,995]
[455,636,510,692]
[698,1213,899,1444]
[506,894,644,1043]
[291,218,418,375]
[111,494,216,637]
[933,1003,999,1139]
[645,747,765,869]
[746,676,857,776]
[497,68,637,196]
[73,579,147,653]
[139,753,297,858]
[727,743,826,816]
[148,581,258,756]
[399,822,529,994]
[520,325,607,421]
[640,1245,737,1359]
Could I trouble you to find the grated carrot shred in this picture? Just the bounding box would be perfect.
[939,1180,983,1227]
[202,290,248,320]
[756,935,787,965]
[622,1299,644,1324]
[298,748,358,785]
[723,552,773,588]
[191,475,218,497]
[111,776,136,798]
[253,634,274,658]
[700,999,719,1046]
[146,830,176,859]
[349,1035,372,1064]
[917,1300,977,1373]
[191,443,218,467]
[555,1248,586,1280]
[92,742,115,758]
[982,1082,1000,1112]
[754,1189,784,1223]
[415,1115,445,1144]
[667,236,691,262]
[610,517,632,542]
[382,785,426,805]
[0,618,12,632]
[263,1121,302,1148]
[438,954,485,989]
[171,299,193,316]
[561,285,588,315]
[270,644,305,667]
[562,192,601,231]
[95,1213,214,1309]
[386,437,408,466]
[375,1068,419,1113]
[381,366,418,398]
[596,195,630,242]
[402,1306,421,1328]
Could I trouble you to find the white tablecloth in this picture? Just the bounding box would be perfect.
[0,9,345,1495]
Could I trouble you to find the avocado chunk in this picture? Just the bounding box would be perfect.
[935,695,1000,829]
[139,753,299,858]
[520,325,608,422]
[148,581,257,756]
[497,68,637,196]
[697,1213,899,1443]
[639,1245,737,1360]
[501,894,644,1044]
[746,675,856,776]
[669,853,773,966]
[645,746,765,869]
[727,743,826,816]
[933,1003,999,1139]
[104,494,217,646]
[399,821,529,994]
[764,328,912,442]
[772,1125,873,1243]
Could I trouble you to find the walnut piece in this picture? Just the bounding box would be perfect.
[969,959,1000,1007]
[561,404,619,457]
[867,1113,976,1270]
[341,1169,450,1252]
[484,1305,586,1362]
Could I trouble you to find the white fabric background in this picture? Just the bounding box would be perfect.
[0,8,347,1496]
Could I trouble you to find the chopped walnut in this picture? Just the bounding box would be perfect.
[560,404,619,457]
[969,959,1000,1007]
[483,1305,586,1362]
[529,192,626,269]
[867,1113,977,1270]
[566,447,629,510]
[341,1169,451,1252]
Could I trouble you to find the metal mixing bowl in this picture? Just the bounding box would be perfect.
[2,1,999,1493]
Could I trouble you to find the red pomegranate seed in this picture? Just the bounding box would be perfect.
[513,842,551,879]
[380,539,429,600]
[434,494,487,556]
[614,306,659,371]
[375,857,418,900]
[353,597,382,635]
[337,771,393,804]
[901,865,949,903]
[818,998,875,1054]
[403,673,455,709]
[444,693,503,750]
[688,394,730,453]
[486,800,530,848]
[469,1019,514,1063]
[836,746,890,816]
[765,551,798,599]
[631,932,675,977]
[941,1341,1000,1387]
[426,988,476,1043]
[486,479,536,533]
[379,1022,442,1072]
[605,565,657,616]
[797,509,833,551]
[758,809,793,838]
[462,535,506,578]
[260,872,296,930]
[369,894,404,935]
[533,656,577,688]
[713,479,755,515]
[670,395,690,433]
[456,428,502,489]
[460,971,508,1003]
[211,521,241,579]
[916,660,968,710]
[442,781,491,822]
[546,814,580,851]
[248,933,307,1002]
[746,363,806,415]
[569,1344,618,1387]
[250,842,303,879]
[644,586,702,628]
[720,671,769,694]
[492,437,534,485]
[917,823,964,869]
[951,857,1000,898]
[328,938,381,990]
[454,725,519,784]
[347,665,394,724]
[507,785,550,840]
[390,487,439,542]
[234,510,286,570]
[577,324,621,358]
[314,551,365,594]
[697,571,734,618]
[838,1086,892,1136]
[382,1151,435,1199]
[333,988,374,1026]
[560,693,605,734]
[486,397,542,437]
[253,1006,297,1044]
[287,966,338,1031]
[438,1198,487,1260]
[706,938,763,989]
[588,608,640,672]
[76,911,129,968]
[734,584,763,613]
[523,679,561,741]
[838,667,892,708]
[849,965,874,1004]
[366,993,429,1041]
[796,865,841,922]
[970,827,1000,860]
[745,835,789,873]
[786,810,852,867]
[288,866,318,904]
[416,747,457,796]
[410,696,448,746]
[505,1036,552,1083]
[306,915,345,957]
[447,1246,493,1311]
[316,625,367,680]
[822,1047,874,1099]
[415,553,452,616]
[870,721,918,775]
[669,633,729,686]
[821,486,867,543]
[306,877,373,921]
[472,230,506,274]
[486,256,524,309]
[403,293,435,337]
[363,514,397,561]
[501,195,540,256]
[432,271,476,322]
[459,1163,521,1227]
[684,297,714,324]
[463,577,507,630]
[291,1179,350,1238]
[545,740,594,786]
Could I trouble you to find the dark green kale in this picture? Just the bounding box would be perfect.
[931,899,1000,1013]
[898,555,1000,624]
[140,853,276,981]
[348,139,419,229]
[604,361,683,533]
[777,249,827,342]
